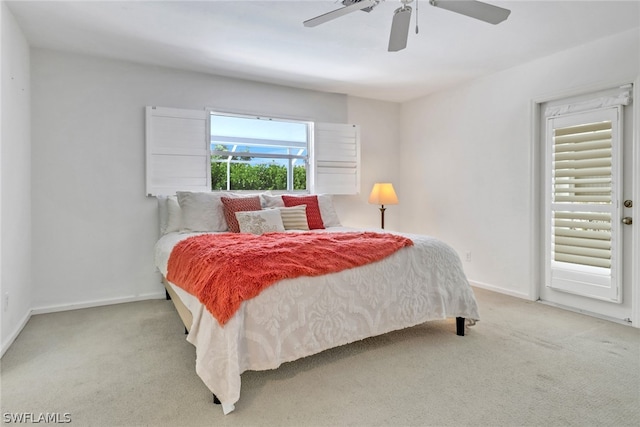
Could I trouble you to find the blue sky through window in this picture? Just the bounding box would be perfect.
[210,114,308,167]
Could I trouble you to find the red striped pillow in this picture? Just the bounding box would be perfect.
[221,196,262,232]
[281,195,325,230]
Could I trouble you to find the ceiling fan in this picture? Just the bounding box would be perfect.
[303,0,511,52]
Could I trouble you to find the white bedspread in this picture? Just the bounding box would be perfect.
[154,227,480,414]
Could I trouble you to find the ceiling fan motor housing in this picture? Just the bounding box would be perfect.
[342,0,378,13]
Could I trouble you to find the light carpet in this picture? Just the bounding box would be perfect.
[1,288,638,426]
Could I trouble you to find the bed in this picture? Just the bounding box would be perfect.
[154,191,480,414]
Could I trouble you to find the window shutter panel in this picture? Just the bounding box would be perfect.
[145,107,210,196]
[545,107,622,302]
[552,120,613,268]
[312,123,360,195]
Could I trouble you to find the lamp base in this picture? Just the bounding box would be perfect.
[379,205,386,229]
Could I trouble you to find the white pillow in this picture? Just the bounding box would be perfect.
[157,195,184,234]
[317,194,341,227]
[236,209,285,235]
[165,196,183,233]
[177,191,235,232]
[157,195,170,235]
[260,193,285,208]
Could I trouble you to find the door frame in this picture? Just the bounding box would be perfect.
[529,76,640,328]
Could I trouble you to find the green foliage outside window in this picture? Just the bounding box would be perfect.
[211,162,306,191]
[211,144,306,191]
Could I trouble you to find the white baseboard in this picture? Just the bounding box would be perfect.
[31,292,166,315]
[538,300,635,327]
[2,292,166,357]
[469,279,533,301]
[1,309,32,358]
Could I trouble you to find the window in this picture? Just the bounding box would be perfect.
[210,113,309,192]
[145,106,360,196]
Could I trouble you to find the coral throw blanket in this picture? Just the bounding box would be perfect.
[167,232,413,325]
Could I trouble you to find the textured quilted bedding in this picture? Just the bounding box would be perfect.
[154,227,480,414]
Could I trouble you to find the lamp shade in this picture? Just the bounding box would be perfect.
[368,183,399,205]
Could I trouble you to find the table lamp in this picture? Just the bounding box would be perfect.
[368,183,399,229]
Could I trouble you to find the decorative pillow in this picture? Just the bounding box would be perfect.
[165,196,183,233]
[317,194,341,227]
[282,195,325,229]
[261,193,341,228]
[260,193,285,208]
[278,205,309,230]
[157,195,170,234]
[177,191,232,232]
[221,196,262,233]
[236,209,285,235]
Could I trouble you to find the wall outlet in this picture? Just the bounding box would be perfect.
[465,251,472,262]
[3,292,9,311]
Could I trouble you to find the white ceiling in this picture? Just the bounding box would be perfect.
[7,0,640,102]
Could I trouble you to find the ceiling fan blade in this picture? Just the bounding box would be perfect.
[304,0,378,27]
[430,0,511,24]
[388,6,412,52]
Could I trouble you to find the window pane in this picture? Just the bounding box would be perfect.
[210,114,309,191]
[211,158,307,191]
[211,115,307,144]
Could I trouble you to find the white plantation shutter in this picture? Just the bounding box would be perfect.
[552,120,613,269]
[312,123,360,194]
[145,107,210,196]
[146,109,361,196]
[545,103,624,302]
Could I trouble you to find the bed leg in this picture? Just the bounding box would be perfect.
[184,327,189,335]
[456,317,465,336]
[213,393,221,405]
[165,289,171,300]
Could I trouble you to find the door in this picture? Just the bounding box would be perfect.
[539,86,635,323]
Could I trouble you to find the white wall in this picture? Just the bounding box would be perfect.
[1,1,32,354]
[344,96,401,230]
[399,28,640,299]
[30,49,397,312]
